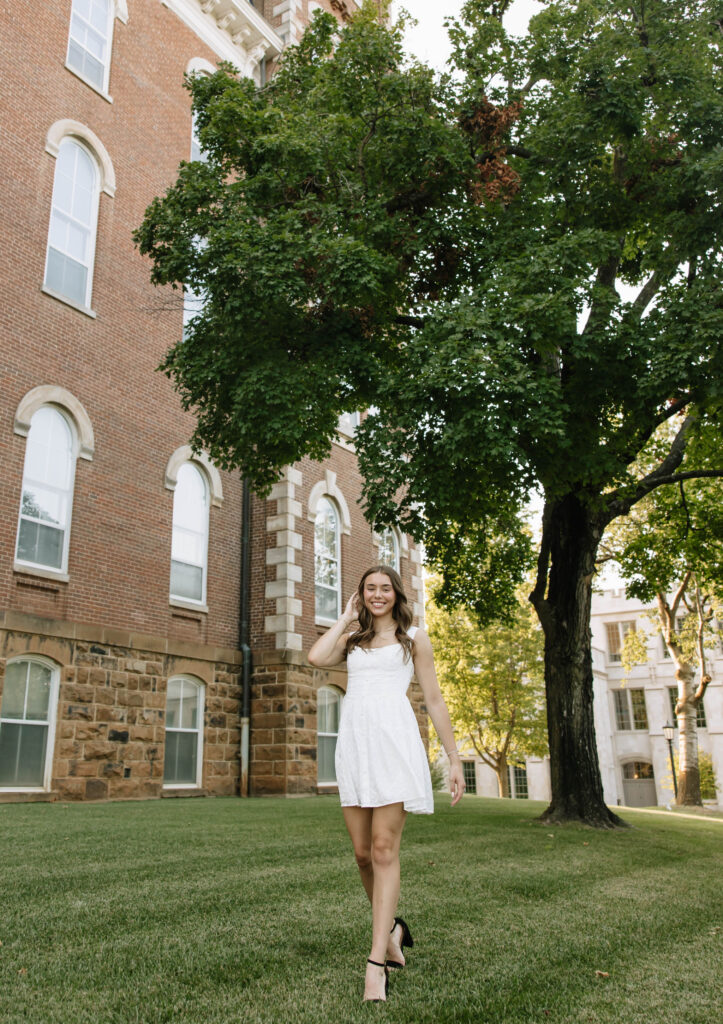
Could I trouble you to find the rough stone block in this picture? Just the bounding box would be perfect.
[83,740,116,760]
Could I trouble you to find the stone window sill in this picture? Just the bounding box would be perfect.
[14,562,70,584]
[42,285,97,319]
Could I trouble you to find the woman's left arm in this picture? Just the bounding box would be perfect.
[412,629,465,806]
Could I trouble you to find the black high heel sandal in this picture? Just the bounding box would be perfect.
[364,958,389,1003]
[386,916,414,970]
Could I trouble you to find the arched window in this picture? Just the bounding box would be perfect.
[170,462,210,605]
[314,497,341,622]
[66,0,114,93]
[16,407,77,573]
[377,527,400,572]
[317,686,343,785]
[44,137,100,309]
[0,658,59,790]
[163,677,204,787]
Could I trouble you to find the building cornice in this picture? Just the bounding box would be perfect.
[161,0,283,73]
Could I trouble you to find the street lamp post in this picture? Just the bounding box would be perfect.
[662,722,678,800]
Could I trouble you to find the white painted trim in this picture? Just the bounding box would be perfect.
[41,286,97,319]
[66,0,116,97]
[307,470,351,535]
[14,385,95,460]
[13,563,70,584]
[0,655,61,793]
[163,676,205,788]
[164,445,224,507]
[45,121,116,198]
[186,56,217,76]
[161,0,282,73]
[63,63,114,103]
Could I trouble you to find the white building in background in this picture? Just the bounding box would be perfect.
[456,588,722,809]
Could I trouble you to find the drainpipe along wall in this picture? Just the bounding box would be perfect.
[239,478,252,796]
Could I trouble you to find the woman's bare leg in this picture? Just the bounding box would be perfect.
[342,806,374,901]
[365,802,407,999]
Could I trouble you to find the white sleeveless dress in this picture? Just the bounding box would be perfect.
[335,626,434,814]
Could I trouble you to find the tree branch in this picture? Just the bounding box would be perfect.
[529,501,554,632]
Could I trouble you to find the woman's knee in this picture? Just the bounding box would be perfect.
[354,845,372,870]
[371,832,397,868]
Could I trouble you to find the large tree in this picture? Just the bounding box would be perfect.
[601,429,723,805]
[426,584,547,798]
[136,1,723,825]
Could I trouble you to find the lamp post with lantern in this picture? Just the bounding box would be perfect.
[663,722,678,800]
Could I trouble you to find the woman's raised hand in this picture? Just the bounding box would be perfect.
[342,591,361,625]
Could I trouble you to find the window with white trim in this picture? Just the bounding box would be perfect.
[183,236,208,340]
[605,620,636,663]
[0,659,59,789]
[163,677,204,786]
[613,688,648,731]
[377,527,400,572]
[170,463,210,604]
[462,761,477,794]
[314,497,341,621]
[317,685,343,784]
[15,406,77,573]
[66,0,114,93]
[508,763,528,799]
[44,137,100,309]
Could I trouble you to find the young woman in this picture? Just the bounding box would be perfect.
[308,565,465,1003]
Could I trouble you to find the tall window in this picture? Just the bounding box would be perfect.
[317,686,343,784]
[377,527,400,572]
[44,138,100,308]
[16,407,76,573]
[462,761,477,794]
[613,688,648,731]
[508,764,528,799]
[314,497,340,622]
[605,621,636,663]
[66,0,113,93]
[163,677,204,786]
[170,463,209,604]
[0,660,58,789]
[668,687,707,728]
[182,236,207,340]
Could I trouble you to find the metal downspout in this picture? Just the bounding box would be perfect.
[239,478,252,796]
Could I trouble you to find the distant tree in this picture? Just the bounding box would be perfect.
[136,1,723,825]
[427,585,547,797]
[601,430,723,805]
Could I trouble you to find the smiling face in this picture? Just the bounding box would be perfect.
[362,571,397,620]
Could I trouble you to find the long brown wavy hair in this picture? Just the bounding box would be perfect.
[344,565,415,661]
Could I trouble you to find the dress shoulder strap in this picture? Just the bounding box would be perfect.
[408,625,419,639]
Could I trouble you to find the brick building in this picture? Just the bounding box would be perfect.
[0,0,425,804]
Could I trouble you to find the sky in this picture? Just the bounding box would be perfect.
[393,1,545,68]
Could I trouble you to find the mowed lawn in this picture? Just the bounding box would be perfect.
[0,796,720,1024]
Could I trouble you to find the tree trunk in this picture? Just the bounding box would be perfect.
[675,664,703,806]
[495,753,509,797]
[532,495,625,828]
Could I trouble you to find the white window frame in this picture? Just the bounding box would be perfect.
[337,411,361,438]
[317,685,344,786]
[14,406,79,578]
[508,763,528,799]
[43,137,101,313]
[169,462,211,609]
[605,620,636,664]
[314,496,341,625]
[0,656,60,793]
[163,676,205,789]
[613,688,648,731]
[65,0,115,99]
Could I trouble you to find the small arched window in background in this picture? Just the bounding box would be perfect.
[314,497,340,622]
[44,138,100,308]
[170,462,209,604]
[0,660,57,789]
[377,527,400,572]
[317,686,343,785]
[163,677,204,786]
[66,0,113,93]
[16,407,76,572]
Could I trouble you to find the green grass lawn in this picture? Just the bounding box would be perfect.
[1,795,720,1024]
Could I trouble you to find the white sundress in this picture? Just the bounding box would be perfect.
[335,626,434,815]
